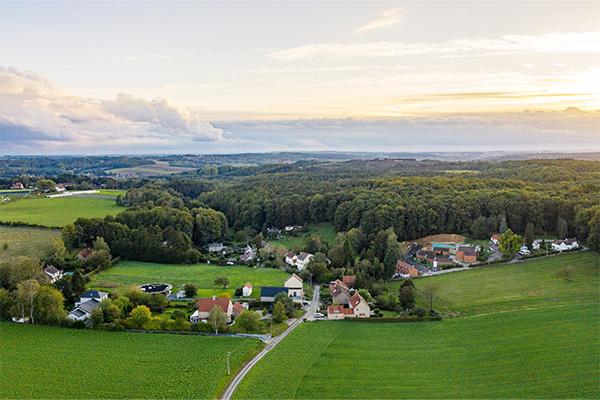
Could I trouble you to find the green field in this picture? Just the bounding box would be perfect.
[398,252,599,316]
[89,260,291,296]
[234,304,599,399]
[109,161,197,177]
[269,223,337,250]
[234,252,600,399]
[0,226,61,260]
[0,323,261,399]
[0,197,122,227]
[95,189,127,196]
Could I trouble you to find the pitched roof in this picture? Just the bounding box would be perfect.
[232,302,245,315]
[260,287,288,297]
[396,260,416,274]
[43,265,61,275]
[349,292,365,309]
[491,233,501,240]
[332,283,351,299]
[77,248,93,260]
[244,282,252,288]
[342,275,356,286]
[457,246,478,256]
[81,290,107,299]
[286,273,303,286]
[327,304,344,315]
[297,252,312,261]
[77,298,102,314]
[197,297,232,313]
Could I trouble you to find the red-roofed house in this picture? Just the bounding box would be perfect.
[348,293,370,318]
[76,248,93,262]
[327,304,346,320]
[396,260,419,278]
[490,233,501,245]
[190,296,233,323]
[330,280,351,305]
[342,275,356,288]
[232,302,246,317]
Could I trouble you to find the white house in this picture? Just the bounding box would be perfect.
[67,298,102,321]
[285,252,313,271]
[76,290,108,306]
[532,240,542,250]
[552,239,579,252]
[208,242,225,253]
[284,274,304,299]
[240,245,255,263]
[43,266,63,283]
[327,292,370,320]
[56,183,66,192]
[190,296,233,323]
[242,283,253,297]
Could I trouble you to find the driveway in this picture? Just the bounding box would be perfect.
[221,285,320,400]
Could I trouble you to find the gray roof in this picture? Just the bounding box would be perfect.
[68,309,87,318]
[80,290,107,299]
[77,298,102,314]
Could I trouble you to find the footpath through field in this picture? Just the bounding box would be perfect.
[221,285,321,400]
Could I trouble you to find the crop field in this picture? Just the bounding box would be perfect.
[109,161,197,177]
[0,226,61,260]
[0,197,122,227]
[234,252,600,399]
[392,251,599,316]
[269,223,337,250]
[89,260,291,296]
[0,323,261,399]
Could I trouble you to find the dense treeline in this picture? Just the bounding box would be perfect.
[64,206,228,263]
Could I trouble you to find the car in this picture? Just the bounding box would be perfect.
[314,312,325,319]
[519,246,531,256]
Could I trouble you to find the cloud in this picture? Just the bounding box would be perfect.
[0,66,223,151]
[354,7,404,33]
[268,31,600,61]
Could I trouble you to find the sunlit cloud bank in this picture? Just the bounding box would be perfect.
[0,67,223,153]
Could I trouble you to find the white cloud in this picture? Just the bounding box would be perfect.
[354,7,404,33]
[0,66,223,151]
[268,31,600,61]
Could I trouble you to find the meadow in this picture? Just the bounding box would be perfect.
[0,323,261,399]
[0,197,122,227]
[234,304,599,399]
[89,260,291,296]
[269,223,337,250]
[397,251,600,316]
[0,226,61,260]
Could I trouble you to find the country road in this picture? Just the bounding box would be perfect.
[221,285,320,400]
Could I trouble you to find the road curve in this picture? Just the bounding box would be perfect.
[221,285,320,400]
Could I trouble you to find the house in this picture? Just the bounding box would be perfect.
[490,233,501,245]
[208,242,225,253]
[284,274,304,299]
[68,298,102,321]
[76,248,94,262]
[342,275,356,288]
[396,260,419,278]
[432,243,455,256]
[260,287,289,302]
[455,245,480,263]
[348,292,370,318]
[56,183,66,192]
[10,182,25,190]
[190,296,233,324]
[43,265,63,283]
[232,302,246,317]
[416,249,436,263]
[552,239,579,252]
[240,245,255,263]
[285,252,313,271]
[242,283,253,297]
[326,292,370,320]
[330,280,352,305]
[76,290,108,306]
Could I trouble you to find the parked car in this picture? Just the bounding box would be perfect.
[314,312,325,319]
[519,246,531,256]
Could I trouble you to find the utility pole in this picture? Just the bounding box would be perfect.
[226,351,231,375]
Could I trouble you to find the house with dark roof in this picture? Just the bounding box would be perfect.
[76,248,94,262]
[76,290,108,306]
[68,298,103,321]
[43,265,63,283]
[456,245,480,263]
[260,287,289,302]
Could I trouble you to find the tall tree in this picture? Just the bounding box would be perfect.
[15,279,40,324]
[208,305,227,334]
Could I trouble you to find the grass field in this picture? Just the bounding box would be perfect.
[95,189,127,196]
[0,226,60,260]
[0,197,122,227]
[234,251,600,399]
[109,161,197,177]
[391,252,599,316]
[89,260,291,296]
[234,304,599,399]
[269,223,337,250]
[0,322,261,399]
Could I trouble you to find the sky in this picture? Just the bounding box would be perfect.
[1,0,599,155]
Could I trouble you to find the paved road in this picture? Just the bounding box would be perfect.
[221,285,320,400]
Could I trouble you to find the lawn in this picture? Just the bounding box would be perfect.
[89,260,291,296]
[234,304,599,399]
[0,322,261,399]
[0,197,123,227]
[0,226,61,260]
[269,223,337,250]
[391,251,599,316]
